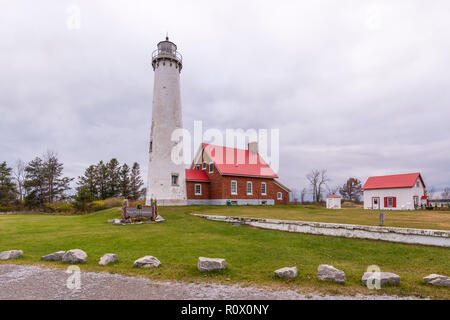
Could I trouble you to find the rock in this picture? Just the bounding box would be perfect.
[318,264,346,284]
[423,274,450,287]
[113,219,122,225]
[155,215,165,222]
[62,249,88,263]
[362,272,400,286]
[198,257,227,272]
[41,251,65,261]
[0,250,23,260]
[99,253,118,266]
[274,266,298,279]
[134,256,161,268]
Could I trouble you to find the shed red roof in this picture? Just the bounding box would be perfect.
[363,172,425,190]
[185,169,210,182]
[327,194,341,198]
[201,143,278,178]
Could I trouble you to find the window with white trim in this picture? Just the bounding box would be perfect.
[171,174,179,186]
[195,184,202,195]
[209,162,214,173]
[247,181,253,195]
[195,164,200,170]
[277,192,282,200]
[202,162,207,170]
[231,180,237,195]
[261,182,267,195]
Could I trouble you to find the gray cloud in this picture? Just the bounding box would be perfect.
[1,0,449,196]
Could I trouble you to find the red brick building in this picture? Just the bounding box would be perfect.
[185,143,290,205]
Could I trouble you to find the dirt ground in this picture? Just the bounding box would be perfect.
[0,264,425,300]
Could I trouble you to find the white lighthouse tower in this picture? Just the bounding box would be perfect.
[146,37,187,206]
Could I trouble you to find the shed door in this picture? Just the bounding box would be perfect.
[372,197,380,210]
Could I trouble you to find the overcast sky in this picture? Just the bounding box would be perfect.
[1,0,449,197]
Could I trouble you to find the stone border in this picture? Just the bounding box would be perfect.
[193,214,450,247]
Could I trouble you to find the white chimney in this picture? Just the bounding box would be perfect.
[248,141,258,154]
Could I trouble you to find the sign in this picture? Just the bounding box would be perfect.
[123,206,155,220]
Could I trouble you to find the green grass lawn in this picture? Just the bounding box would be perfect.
[1,206,449,299]
[194,205,450,230]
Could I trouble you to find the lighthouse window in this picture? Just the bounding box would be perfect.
[171,174,179,186]
[150,141,153,153]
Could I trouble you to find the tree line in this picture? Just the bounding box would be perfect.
[293,169,363,203]
[0,151,145,212]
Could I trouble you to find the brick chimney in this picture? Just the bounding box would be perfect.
[248,141,258,154]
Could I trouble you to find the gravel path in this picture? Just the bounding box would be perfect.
[0,264,424,300]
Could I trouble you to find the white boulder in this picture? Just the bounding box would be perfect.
[99,253,118,266]
[274,267,298,279]
[318,264,346,284]
[62,249,88,263]
[42,251,65,261]
[423,274,450,287]
[134,256,161,268]
[198,257,227,272]
[0,250,23,260]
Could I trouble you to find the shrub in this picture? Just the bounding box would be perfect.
[103,197,125,209]
[44,201,74,213]
[88,200,106,212]
[0,205,12,212]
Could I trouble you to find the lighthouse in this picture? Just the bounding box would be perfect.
[146,37,187,206]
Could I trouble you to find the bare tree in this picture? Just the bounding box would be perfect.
[441,187,450,200]
[306,169,329,202]
[317,169,330,202]
[13,159,26,201]
[306,170,320,202]
[300,187,307,203]
[339,177,363,201]
[427,187,436,200]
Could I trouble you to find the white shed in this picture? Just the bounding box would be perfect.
[363,172,426,210]
[326,194,341,209]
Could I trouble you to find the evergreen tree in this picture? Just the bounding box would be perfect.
[94,161,109,200]
[129,162,144,201]
[105,158,120,198]
[0,162,17,209]
[24,152,73,207]
[24,157,45,207]
[119,163,131,199]
[73,186,94,212]
[77,165,98,200]
[42,151,73,203]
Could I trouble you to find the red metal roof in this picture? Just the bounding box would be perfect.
[327,194,341,198]
[363,172,425,190]
[185,169,210,181]
[201,143,278,178]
